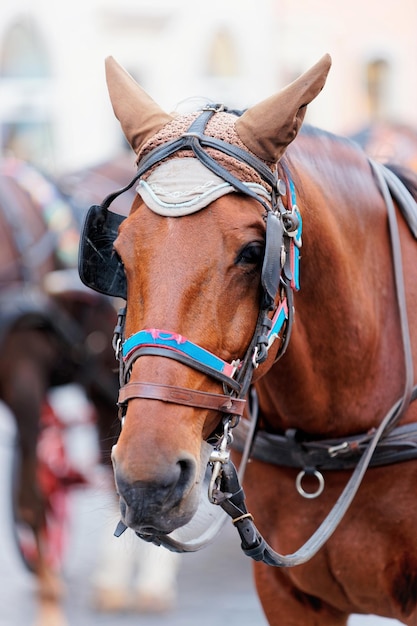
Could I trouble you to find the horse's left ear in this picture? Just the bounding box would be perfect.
[105,56,173,155]
[235,54,332,163]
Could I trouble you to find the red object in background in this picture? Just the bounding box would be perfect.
[19,399,93,571]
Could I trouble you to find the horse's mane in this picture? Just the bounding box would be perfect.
[295,125,417,204]
[300,123,362,151]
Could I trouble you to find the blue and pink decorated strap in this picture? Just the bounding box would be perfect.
[287,177,302,291]
[122,311,290,381]
[123,329,239,378]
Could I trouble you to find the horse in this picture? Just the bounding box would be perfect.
[79,54,417,625]
[351,120,417,174]
[0,157,120,625]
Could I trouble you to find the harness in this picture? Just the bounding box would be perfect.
[79,108,417,567]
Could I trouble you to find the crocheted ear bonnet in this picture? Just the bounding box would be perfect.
[134,110,274,216]
[105,54,332,216]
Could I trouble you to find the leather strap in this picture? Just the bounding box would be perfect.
[370,160,414,432]
[118,381,246,415]
[233,407,417,470]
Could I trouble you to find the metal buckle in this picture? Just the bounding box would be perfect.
[208,419,232,503]
[282,208,300,237]
[201,103,226,112]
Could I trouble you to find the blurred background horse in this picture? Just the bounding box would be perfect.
[0,157,120,625]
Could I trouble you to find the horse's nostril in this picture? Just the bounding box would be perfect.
[114,472,134,505]
[176,457,195,493]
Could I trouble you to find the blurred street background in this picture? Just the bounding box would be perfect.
[1,0,416,175]
[0,1,416,625]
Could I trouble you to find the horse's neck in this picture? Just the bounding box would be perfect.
[258,137,407,437]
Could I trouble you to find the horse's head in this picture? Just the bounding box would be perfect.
[87,54,331,540]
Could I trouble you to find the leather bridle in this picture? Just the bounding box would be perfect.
[114,105,302,432]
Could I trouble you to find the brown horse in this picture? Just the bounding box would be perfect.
[351,121,417,174]
[0,159,74,624]
[80,55,417,625]
[0,158,120,625]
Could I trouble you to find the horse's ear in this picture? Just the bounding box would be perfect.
[235,54,332,163]
[105,56,173,155]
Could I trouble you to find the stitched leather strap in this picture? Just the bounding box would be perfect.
[123,346,242,393]
[118,381,246,415]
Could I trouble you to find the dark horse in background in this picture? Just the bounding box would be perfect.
[0,157,125,625]
[80,54,417,625]
[351,120,417,174]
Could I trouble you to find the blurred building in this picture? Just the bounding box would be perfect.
[0,0,416,174]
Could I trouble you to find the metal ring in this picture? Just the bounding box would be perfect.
[295,469,325,499]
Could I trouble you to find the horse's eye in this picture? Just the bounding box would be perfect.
[236,242,264,267]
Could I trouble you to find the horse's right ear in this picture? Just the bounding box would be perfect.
[235,54,332,163]
[105,56,173,155]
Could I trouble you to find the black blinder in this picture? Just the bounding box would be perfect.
[261,210,284,306]
[78,204,127,299]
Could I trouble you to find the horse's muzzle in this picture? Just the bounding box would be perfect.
[113,456,198,534]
